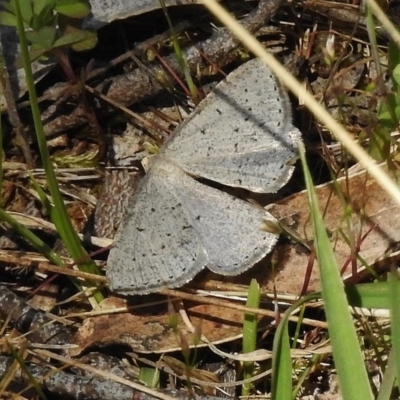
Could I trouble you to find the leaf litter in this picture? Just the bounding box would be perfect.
[0,0,398,398]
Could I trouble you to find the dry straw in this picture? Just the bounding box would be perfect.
[202,0,400,208]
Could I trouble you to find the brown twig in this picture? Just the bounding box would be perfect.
[42,0,283,138]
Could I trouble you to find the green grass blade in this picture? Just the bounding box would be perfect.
[139,367,160,388]
[6,341,47,400]
[299,142,373,400]
[0,208,63,266]
[345,281,392,309]
[272,293,320,399]
[242,279,261,396]
[377,348,396,400]
[13,0,103,302]
[271,321,292,400]
[388,269,400,387]
[158,0,198,100]
[0,100,3,196]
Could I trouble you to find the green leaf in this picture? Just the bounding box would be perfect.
[389,40,400,70]
[139,367,160,388]
[52,31,86,46]
[16,0,34,25]
[70,29,97,51]
[0,0,33,25]
[369,125,392,162]
[25,25,56,49]
[393,64,400,87]
[30,0,55,28]
[389,40,400,93]
[55,0,91,18]
[58,15,98,51]
[32,13,54,30]
[377,93,400,127]
[0,1,15,13]
[14,47,48,68]
[33,0,55,17]
[52,30,97,51]
[0,10,17,26]
[54,31,95,47]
